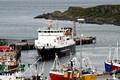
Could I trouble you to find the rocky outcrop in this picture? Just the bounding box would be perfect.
[34,5,120,26]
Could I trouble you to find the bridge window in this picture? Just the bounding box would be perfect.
[51,31,53,33]
[44,31,47,33]
[67,38,70,40]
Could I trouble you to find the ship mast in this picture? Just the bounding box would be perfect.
[49,16,53,29]
[73,21,76,38]
[116,42,119,63]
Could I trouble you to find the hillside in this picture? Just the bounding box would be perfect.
[34,5,120,26]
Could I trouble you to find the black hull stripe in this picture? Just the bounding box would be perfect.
[36,44,76,58]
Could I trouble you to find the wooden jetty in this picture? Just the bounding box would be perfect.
[73,36,96,45]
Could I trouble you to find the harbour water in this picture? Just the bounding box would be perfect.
[0,0,120,79]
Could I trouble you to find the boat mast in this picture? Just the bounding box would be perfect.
[113,42,119,63]
[51,53,61,71]
[117,42,119,63]
[77,18,84,80]
[108,45,112,62]
[21,57,42,76]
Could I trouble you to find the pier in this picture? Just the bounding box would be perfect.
[72,21,96,45]
[73,36,96,45]
[0,39,35,50]
[12,37,96,50]
[14,39,35,50]
[0,37,96,50]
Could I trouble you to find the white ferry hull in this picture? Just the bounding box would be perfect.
[36,44,76,59]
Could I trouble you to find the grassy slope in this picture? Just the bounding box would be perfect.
[52,5,120,22]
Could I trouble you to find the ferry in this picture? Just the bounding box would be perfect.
[35,21,76,58]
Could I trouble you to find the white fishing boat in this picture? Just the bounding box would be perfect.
[0,71,25,80]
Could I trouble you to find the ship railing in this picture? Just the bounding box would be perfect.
[37,27,66,31]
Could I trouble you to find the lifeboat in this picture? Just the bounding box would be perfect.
[65,29,71,35]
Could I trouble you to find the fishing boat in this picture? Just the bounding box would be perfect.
[0,46,12,52]
[35,19,76,59]
[0,58,25,73]
[49,55,96,80]
[104,45,112,72]
[106,69,120,80]
[0,71,25,80]
[0,44,21,60]
[0,47,25,74]
[104,42,120,73]
[0,57,25,80]
[0,62,25,80]
[20,57,47,80]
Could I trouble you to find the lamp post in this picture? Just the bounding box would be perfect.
[77,18,84,80]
